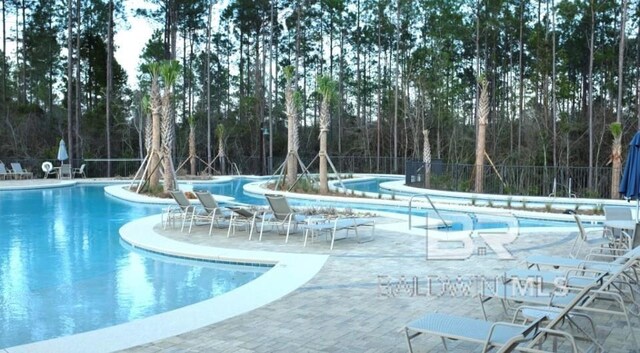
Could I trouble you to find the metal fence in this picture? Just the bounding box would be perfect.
[406,160,614,199]
[1,155,616,199]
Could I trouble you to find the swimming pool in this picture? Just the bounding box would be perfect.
[1,176,578,348]
[0,185,268,348]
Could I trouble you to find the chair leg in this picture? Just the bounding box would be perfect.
[248,214,257,240]
[188,213,196,233]
[284,215,293,243]
[208,214,216,236]
[259,215,266,241]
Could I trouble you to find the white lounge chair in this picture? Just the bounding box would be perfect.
[59,164,72,179]
[10,162,33,179]
[73,163,86,178]
[164,190,197,231]
[0,162,12,180]
[479,263,639,346]
[189,191,232,235]
[262,194,313,243]
[303,217,375,250]
[526,237,640,273]
[226,206,263,239]
[405,283,599,353]
[569,214,619,258]
[604,206,633,237]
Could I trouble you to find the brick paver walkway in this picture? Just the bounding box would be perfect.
[119,218,639,353]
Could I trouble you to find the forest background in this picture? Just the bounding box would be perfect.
[0,0,638,199]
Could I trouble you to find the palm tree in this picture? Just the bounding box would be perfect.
[316,75,337,194]
[610,122,622,199]
[284,66,299,187]
[474,77,489,193]
[160,60,181,192]
[188,114,196,175]
[216,124,226,174]
[423,129,431,188]
[148,62,162,191]
[142,95,151,154]
[612,0,628,199]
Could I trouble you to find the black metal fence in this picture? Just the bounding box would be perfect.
[406,160,614,199]
[1,155,615,198]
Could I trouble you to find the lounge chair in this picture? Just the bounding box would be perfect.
[73,163,86,178]
[479,261,639,347]
[227,206,262,239]
[526,236,640,273]
[604,206,633,238]
[10,162,33,179]
[164,190,197,231]
[0,162,13,180]
[262,194,313,243]
[569,214,619,258]
[41,161,58,179]
[405,282,599,353]
[189,191,231,235]
[303,216,375,250]
[59,164,72,179]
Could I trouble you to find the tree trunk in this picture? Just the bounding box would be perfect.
[611,135,622,199]
[189,123,196,175]
[587,1,595,189]
[162,89,176,192]
[612,0,628,199]
[285,72,298,188]
[206,3,212,173]
[149,74,161,190]
[551,0,556,167]
[423,129,431,188]
[66,0,73,167]
[475,79,489,193]
[106,0,113,176]
[319,96,329,194]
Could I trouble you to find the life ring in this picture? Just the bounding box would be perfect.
[42,161,53,173]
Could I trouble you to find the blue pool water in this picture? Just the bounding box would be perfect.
[0,185,268,348]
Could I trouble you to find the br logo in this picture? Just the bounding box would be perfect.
[426,230,518,260]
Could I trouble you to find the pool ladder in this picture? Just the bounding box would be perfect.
[408,194,450,229]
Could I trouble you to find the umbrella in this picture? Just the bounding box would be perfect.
[57,139,69,165]
[619,131,640,220]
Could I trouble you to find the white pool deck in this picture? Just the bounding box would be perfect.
[0,178,638,353]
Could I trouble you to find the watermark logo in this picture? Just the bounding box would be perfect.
[377,274,569,298]
[426,229,518,260]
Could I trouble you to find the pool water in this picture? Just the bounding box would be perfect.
[0,185,267,348]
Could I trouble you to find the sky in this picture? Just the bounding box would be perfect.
[0,0,158,88]
[114,0,158,87]
[1,1,236,89]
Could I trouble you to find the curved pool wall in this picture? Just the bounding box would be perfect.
[324,174,624,224]
[242,175,603,226]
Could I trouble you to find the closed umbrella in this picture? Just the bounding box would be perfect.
[619,131,640,220]
[57,139,69,165]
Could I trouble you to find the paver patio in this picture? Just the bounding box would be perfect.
[117,215,640,353]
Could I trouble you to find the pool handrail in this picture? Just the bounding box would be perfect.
[408,194,450,229]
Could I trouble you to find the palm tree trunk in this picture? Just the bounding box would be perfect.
[423,129,431,188]
[189,123,196,175]
[319,96,329,194]
[475,79,489,193]
[285,68,298,187]
[149,75,161,190]
[162,91,176,191]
